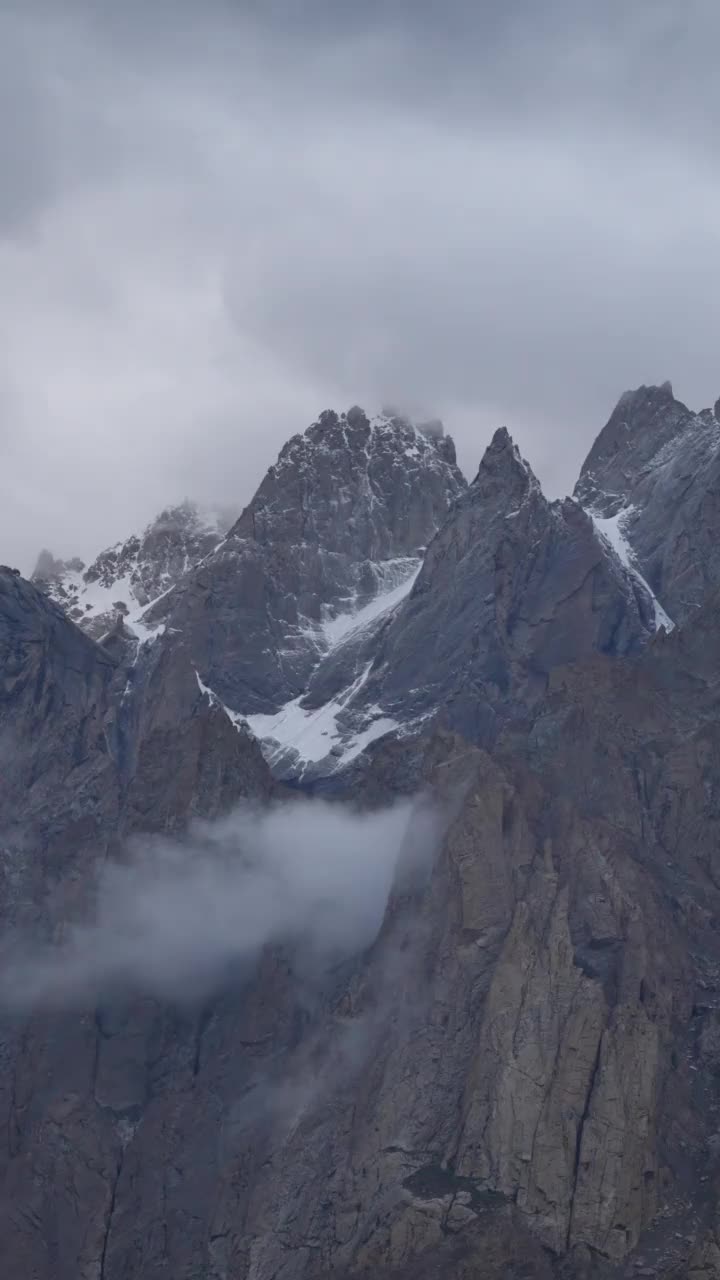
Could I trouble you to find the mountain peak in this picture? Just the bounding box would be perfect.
[139,499,235,543]
[612,380,678,416]
[574,382,720,622]
[11,374,720,1280]
[576,380,694,511]
[486,424,524,459]
[32,548,86,583]
[231,406,465,557]
[469,426,540,511]
[32,501,231,641]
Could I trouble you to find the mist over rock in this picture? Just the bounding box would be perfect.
[32,548,86,581]
[31,500,233,641]
[4,391,720,1278]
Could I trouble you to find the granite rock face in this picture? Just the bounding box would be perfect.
[143,409,465,716]
[4,391,720,1279]
[575,382,720,624]
[232,406,461,560]
[215,605,720,1280]
[0,566,274,1279]
[272,427,657,778]
[0,565,272,915]
[350,427,655,738]
[5,618,716,1280]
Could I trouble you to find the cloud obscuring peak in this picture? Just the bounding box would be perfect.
[2,1,719,571]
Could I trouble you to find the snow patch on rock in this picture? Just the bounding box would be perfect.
[245,662,400,778]
[590,507,674,632]
[321,558,421,647]
[34,501,233,641]
[195,671,247,730]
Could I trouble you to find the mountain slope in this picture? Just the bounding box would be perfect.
[346,426,656,739]
[0,565,274,1279]
[5,594,719,1279]
[142,408,465,720]
[250,427,658,780]
[5,388,720,1279]
[32,499,234,641]
[0,564,272,908]
[575,382,720,624]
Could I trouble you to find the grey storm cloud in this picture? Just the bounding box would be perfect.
[1,0,720,572]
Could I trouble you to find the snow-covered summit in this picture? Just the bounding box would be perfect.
[27,394,686,787]
[33,500,234,641]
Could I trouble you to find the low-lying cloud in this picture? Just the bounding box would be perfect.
[0,798,426,1009]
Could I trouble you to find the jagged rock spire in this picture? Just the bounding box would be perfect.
[575,382,720,622]
[230,405,464,558]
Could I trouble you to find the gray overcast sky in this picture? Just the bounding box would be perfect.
[1,1,720,572]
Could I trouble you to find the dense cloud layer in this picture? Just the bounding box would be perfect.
[2,1,719,571]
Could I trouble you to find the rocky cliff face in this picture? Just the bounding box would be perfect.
[246,427,657,780]
[0,563,274,1279]
[141,408,465,725]
[575,382,720,625]
[327,427,656,748]
[3,392,720,1279]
